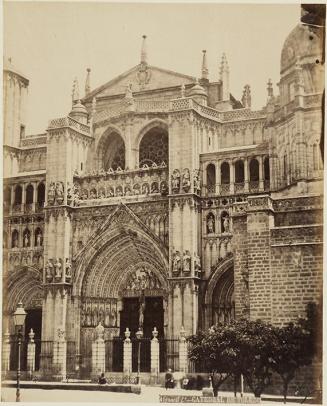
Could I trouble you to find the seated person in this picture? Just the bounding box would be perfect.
[165,369,174,389]
[98,372,107,385]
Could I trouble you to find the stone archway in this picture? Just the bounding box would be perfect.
[204,256,234,329]
[73,203,169,373]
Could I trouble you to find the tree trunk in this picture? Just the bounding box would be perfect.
[233,375,237,397]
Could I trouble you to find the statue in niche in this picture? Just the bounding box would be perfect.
[86,306,92,327]
[160,181,168,196]
[104,305,110,327]
[193,170,201,192]
[116,186,123,197]
[183,251,191,273]
[81,189,88,200]
[133,184,140,195]
[67,187,73,206]
[99,188,106,199]
[55,182,64,204]
[194,253,201,273]
[110,308,117,327]
[23,232,30,247]
[151,182,159,194]
[107,187,114,197]
[65,258,72,281]
[141,183,149,195]
[90,189,97,199]
[45,259,54,282]
[92,307,98,327]
[171,170,180,193]
[139,294,145,329]
[98,306,104,326]
[182,168,191,193]
[95,321,104,341]
[207,214,215,234]
[172,250,181,274]
[222,215,230,233]
[125,186,132,196]
[47,182,55,205]
[54,258,62,279]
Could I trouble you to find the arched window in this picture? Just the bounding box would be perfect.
[212,268,235,325]
[235,160,244,183]
[139,127,168,167]
[26,184,34,204]
[249,159,259,181]
[102,132,126,171]
[23,228,31,248]
[12,230,19,248]
[37,183,45,207]
[35,228,43,247]
[221,162,230,184]
[264,157,270,180]
[14,185,22,204]
[206,164,216,193]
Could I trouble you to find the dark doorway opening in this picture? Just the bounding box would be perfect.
[25,309,42,370]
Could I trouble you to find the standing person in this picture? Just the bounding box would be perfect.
[165,368,174,389]
[98,372,107,385]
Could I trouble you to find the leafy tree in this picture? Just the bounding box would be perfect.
[270,322,312,404]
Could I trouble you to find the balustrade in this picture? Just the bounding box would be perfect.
[249,181,259,192]
[234,182,244,194]
[220,184,230,195]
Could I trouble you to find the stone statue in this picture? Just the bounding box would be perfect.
[139,296,145,328]
[45,260,54,282]
[183,251,191,273]
[23,233,30,247]
[95,321,105,341]
[151,182,159,193]
[172,250,181,274]
[65,258,72,281]
[223,216,230,233]
[36,231,42,247]
[194,253,201,273]
[125,83,134,103]
[207,214,215,234]
[160,181,168,195]
[67,187,73,206]
[182,168,191,193]
[47,182,55,205]
[193,170,201,192]
[55,182,64,205]
[171,169,181,193]
[107,187,114,197]
[141,183,149,195]
[110,308,117,327]
[54,258,62,279]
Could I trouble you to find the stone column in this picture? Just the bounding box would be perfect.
[244,157,249,192]
[52,328,67,380]
[229,161,235,194]
[258,156,264,191]
[27,329,36,378]
[21,183,26,213]
[92,322,105,378]
[123,328,132,377]
[10,185,14,215]
[2,330,11,374]
[178,326,188,374]
[33,182,38,212]
[216,160,221,195]
[150,328,160,384]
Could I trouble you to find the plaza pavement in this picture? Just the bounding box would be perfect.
[0,384,320,405]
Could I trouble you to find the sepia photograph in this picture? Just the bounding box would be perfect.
[1,1,325,404]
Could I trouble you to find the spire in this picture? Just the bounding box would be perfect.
[72,77,80,105]
[201,50,209,80]
[85,68,91,96]
[241,84,251,108]
[141,35,147,65]
[219,53,230,101]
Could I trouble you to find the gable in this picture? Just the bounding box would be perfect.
[84,64,196,101]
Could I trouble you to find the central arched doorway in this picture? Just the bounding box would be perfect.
[74,204,169,375]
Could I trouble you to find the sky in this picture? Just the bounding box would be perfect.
[3,2,300,135]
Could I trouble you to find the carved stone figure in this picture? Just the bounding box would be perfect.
[55,182,64,205]
[151,182,159,193]
[125,186,132,196]
[110,308,117,327]
[141,183,149,195]
[99,189,106,199]
[36,231,42,247]
[171,169,181,193]
[223,216,230,233]
[183,250,191,273]
[194,253,201,273]
[54,258,62,279]
[65,258,72,281]
[182,168,191,193]
[172,250,181,274]
[95,321,105,341]
[133,184,140,195]
[47,182,55,205]
[67,187,73,206]
[160,181,168,195]
[193,169,201,192]
[57,328,65,341]
[45,260,54,282]
[207,214,215,234]
[116,186,123,197]
[90,189,97,199]
[107,187,114,197]
[23,232,30,247]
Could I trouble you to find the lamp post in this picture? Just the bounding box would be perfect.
[135,327,143,385]
[13,302,27,402]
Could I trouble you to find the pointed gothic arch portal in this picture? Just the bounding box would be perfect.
[74,204,169,373]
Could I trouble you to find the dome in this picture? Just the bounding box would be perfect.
[189,80,207,97]
[280,23,323,75]
[70,100,87,115]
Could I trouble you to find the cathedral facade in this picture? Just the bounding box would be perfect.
[3,21,324,379]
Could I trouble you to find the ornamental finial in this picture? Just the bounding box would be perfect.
[72,77,80,105]
[141,35,147,64]
[201,50,209,80]
[85,68,91,96]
